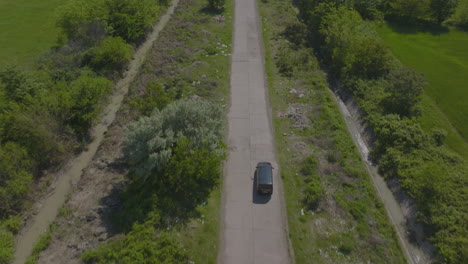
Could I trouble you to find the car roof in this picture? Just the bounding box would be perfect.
[257,162,273,184]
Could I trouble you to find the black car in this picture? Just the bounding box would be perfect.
[256,162,273,194]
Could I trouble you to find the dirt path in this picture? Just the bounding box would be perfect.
[332,94,435,264]
[218,0,291,263]
[12,2,179,263]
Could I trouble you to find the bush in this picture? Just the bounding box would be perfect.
[317,5,394,80]
[67,74,113,137]
[0,143,33,217]
[122,99,225,218]
[383,67,425,117]
[130,82,173,115]
[303,178,324,210]
[0,66,41,102]
[430,0,458,23]
[84,36,133,75]
[82,220,189,264]
[389,0,430,21]
[371,114,430,159]
[105,0,162,43]
[123,99,225,180]
[0,230,14,264]
[0,102,65,168]
[447,0,468,29]
[207,0,225,9]
[56,0,108,42]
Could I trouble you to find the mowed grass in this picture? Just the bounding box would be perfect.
[377,23,468,157]
[0,0,68,67]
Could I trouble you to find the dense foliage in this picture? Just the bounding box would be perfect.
[298,0,466,27]
[0,0,167,262]
[122,99,225,220]
[295,1,468,263]
[82,219,189,264]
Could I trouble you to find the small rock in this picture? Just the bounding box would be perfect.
[95,161,106,170]
[86,214,97,222]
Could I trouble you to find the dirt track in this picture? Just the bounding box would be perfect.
[12,2,179,263]
[218,0,291,263]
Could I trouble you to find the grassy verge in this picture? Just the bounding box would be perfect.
[0,0,68,67]
[24,228,53,264]
[377,23,468,157]
[259,1,406,263]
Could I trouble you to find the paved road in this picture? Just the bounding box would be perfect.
[218,0,291,263]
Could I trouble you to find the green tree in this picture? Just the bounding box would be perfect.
[130,82,172,115]
[123,99,225,181]
[105,0,161,42]
[84,36,133,75]
[447,0,468,28]
[383,67,425,117]
[390,0,430,20]
[0,66,40,102]
[0,142,34,217]
[56,0,108,42]
[68,74,113,137]
[0,229,14,264]
[430,0,458,23]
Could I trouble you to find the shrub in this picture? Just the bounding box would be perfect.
[446,0,468,29]
[317,5,393,80]
[84,36,133,75]
[122,99,225,218]
[68,74,113,137]
[303,178,324,210]
[0,102,64,168]
[207,0,225,10]
[130,82,173,115]
[0,66,40,102]
[430,0,458,23]
[371,114,430,159]
[383,67,425,117]
[0,230,14,264]
[105,0,161,43]
[0,142,34,217]
[56,0,108,42]
[431,128,448,146]
[82,220,189,264]
[389,0,430,21]
[123,99,225,180]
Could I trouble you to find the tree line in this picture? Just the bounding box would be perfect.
[0,1,168,263]
[293,1,468,263]
[299,0,468,28]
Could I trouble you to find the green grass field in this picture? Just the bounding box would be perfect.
[377,23,468,157]
[0,0,68,67]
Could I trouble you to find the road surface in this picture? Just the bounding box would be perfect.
[218,0,291,263]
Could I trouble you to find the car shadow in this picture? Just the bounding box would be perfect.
[252,170,271,204]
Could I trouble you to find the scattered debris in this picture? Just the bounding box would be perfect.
[277,105,309,129]
[213,15,225,23]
